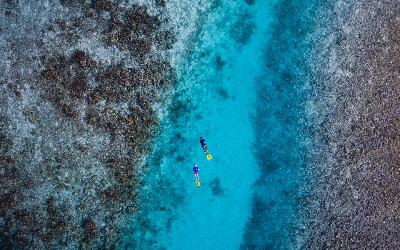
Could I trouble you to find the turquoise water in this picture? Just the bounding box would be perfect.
[123,0,313,249]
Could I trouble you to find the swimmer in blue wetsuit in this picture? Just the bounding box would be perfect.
[200,137,206,146]
[200,137,208,152]
[199,137,213,160]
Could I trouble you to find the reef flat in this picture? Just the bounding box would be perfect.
[303,1,400,248]
[0,0,178,248]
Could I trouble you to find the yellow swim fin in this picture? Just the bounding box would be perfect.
[206,153,213,161]
[196,181,201,187]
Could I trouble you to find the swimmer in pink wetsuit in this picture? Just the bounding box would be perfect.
[193,164,199,178]
[193,164,200,187]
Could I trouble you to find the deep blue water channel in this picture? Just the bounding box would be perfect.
[123,0,313,249]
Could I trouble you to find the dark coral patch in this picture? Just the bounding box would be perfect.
[176,155,185,162]
[90,64,137,104]
[215,55,225,70]
[3,0,20,17]
[70,49,97,69]
[155,30,176,50]
[41,51,93,96]
[126,6,160,35]
[46,197,68,241]
[169,98,193,124]
[245,0,255,5]
[217,88,229,100]
[230,12,255,46]
[169,132,186,144]
[0,132,13,154]
[41,51,95,118]
[155,0,166,8]
[210,178,224,196]
[92,0,115,12]
[82,218,98,242]
[106,5,162,58]
[240,195,275,249]
[59,0,86,7]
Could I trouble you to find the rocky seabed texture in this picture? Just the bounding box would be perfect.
[0,0,210,248]
[301,1,400,248]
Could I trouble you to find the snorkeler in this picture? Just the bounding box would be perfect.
[193,164,199,178]
[199,137,213,160]
[193,164,200,187]
[200,137,207,151]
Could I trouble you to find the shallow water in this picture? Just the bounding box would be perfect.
[124,0,312,249]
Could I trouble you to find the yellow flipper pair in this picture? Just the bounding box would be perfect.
[195,180,201,187]
[206,153,213,161]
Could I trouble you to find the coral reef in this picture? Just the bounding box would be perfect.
[303,1,400,248]
[0,0,176,248]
